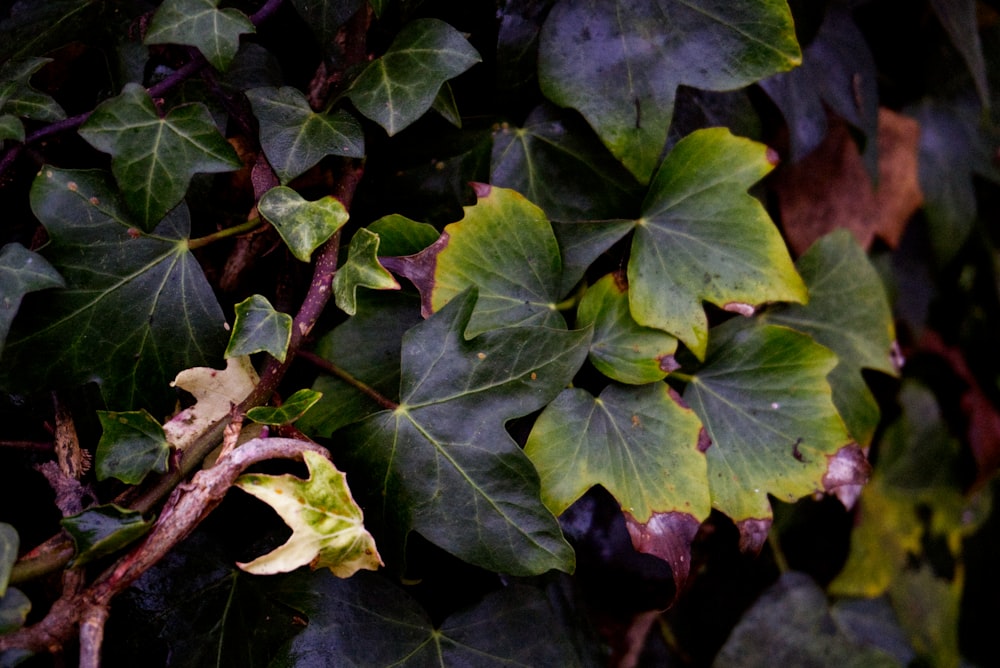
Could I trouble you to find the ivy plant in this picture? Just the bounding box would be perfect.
[8,0,992,665]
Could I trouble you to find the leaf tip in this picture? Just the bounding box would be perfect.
[470,181,491,198]
[736,517,771,554]
[624,511,701,605]
[822,443,871,510]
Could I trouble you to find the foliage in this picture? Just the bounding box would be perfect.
[0,0,998,666]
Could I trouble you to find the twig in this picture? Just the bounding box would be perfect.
[298,349,399,410]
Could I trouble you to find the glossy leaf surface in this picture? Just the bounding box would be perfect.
[0,57,65,122]
[236,450,382,577]
[0,243,63,354]
[0,523,16,596]
[538,0,800,181]
[258,186,350,263]
[347,18,481,135]
[96,410,171,485]
[341,290,590,575]
[246,388,322,426]
[630,128,806,358]
[145,0,254,72]
[0,168,228,411]
[78,84,241,230]
[332,228,400,316]
[61,504,154,567]
[226,294,292,362]
[247,86,364,184]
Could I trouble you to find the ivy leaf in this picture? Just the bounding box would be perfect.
[246,389,322,426]
[225,294,292,362]
[96,410,171,485]
[490,104,642,221]
[551,218,635,297]
[525,382,707,591]
[366,214,439,256]
[0,57,66,122]
[78,83,242,230]
[930,0,989,108]
[538,0,800,182]
[258,186,350,263]
[0,587,30,635]
[247,86,364,184]
[347,18,481,135]
[629,128,807,358]
[0,168,228,412]
[271,571,591,666]
[342,290,590,575]
[61,504,154,567]
[385,184,565,337]
[0,243,64,355]
[235,450,383,577]
[332,229,400,316]
[683,318,867,551]
[0,522,16,596]
[299,292,421,437]
[164,357,258,452]
[577,272,678,384]
[288,0,363,55]
[763,230,898,447]
[144,0,254,72]
[0,113,23,142]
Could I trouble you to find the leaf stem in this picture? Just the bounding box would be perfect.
[187,216,265,250]
[668,371,694,383]
[298,349,399,410]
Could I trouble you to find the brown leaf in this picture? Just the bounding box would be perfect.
[774,108,923,254]
[822,443,872,509]
[736,517,772,554]
[624,511,700,604]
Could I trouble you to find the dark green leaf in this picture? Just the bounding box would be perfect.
[490,104,642,221]
[576,272,677,384]
[145,0,254,72]
[366,214,439,256]
[0,523,16,597]
[299,292,421,437]
[0,587,30,635]
[684,318,864,549]
[630,128,806,358]
[431,81,462,127]
[271,571,592,667]
[258,186,350,262]
[0,58,65,122]
[715,572,901,667]
[763,230,897,446]
[332,228,400,316]
[78,83,242,230]
[930,0,989,108]
[551,218,635,297]
[760,4,879,174]
[61,504,154,567]
[0,0,105,63]
[246,389,322,426]
[247,86,364,184]
[0,168,228,412]
[96,410,171,485]
[387,184,566,337]
[347,18,481,135]
[342,290,590,575]
[0,243,64,355]
[225,294,292,362]
[538,0,800,181]
[0,114,22,142]
[288,0,363,54]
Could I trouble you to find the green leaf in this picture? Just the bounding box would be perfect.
[333,229,400,316]
[299,292,421,437]
[387,184,565,337]
[366,214,439,256]
[525,383,707,589]
[246,389,322,426]
[0,523,17,597]
[538,0,800,182]
[683,318,864,550]
[271,571,592,666]
[288,0,363,55]
[96,410,171,485]
[0,57,65,122]
[491,104,642,221]
[716,572,901,667]
[0,168,228,412]
[629,128,807,358]
[225,294,292,362]
[759,4,879,175]
[347,18,481,135]
[61,504,154,567]
[0,243,64,355]
[258,186,350,263]
[247,86,365,184]
[431,81,462,127]
[551,218,635,297]
[576,272,677,384]
[0,1,106,64]
[0,114,23,142]
[145,0,254,72]
[930,0,990,108]
[763,230,897,447]
[342,290,590,575]
[0,587,30,635]
[78,83,242,230]
[235,450,382,577]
